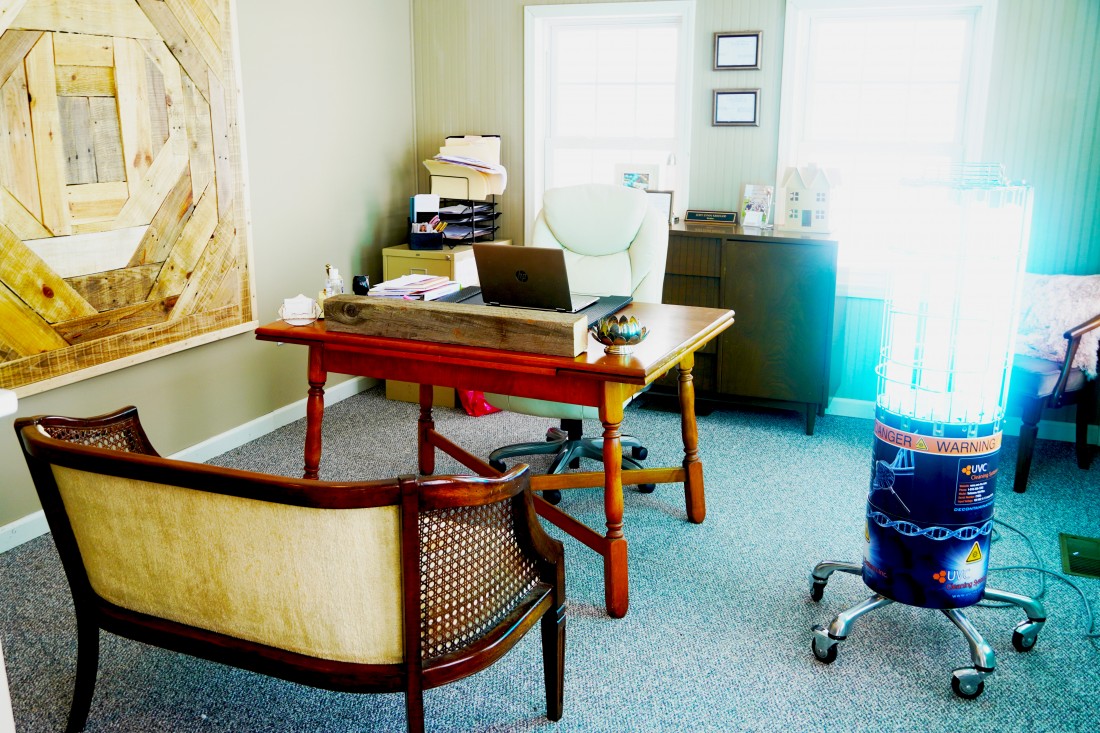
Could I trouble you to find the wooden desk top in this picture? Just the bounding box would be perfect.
[256,301,733,387]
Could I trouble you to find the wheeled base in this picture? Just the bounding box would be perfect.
[489,424,656,504]
[809,561,1047,699]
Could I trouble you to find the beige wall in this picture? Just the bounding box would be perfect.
[1,0,416,528]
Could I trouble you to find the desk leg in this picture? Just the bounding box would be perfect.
[678,354,706,524]
[600,383,629,618]
[303,346,326,480]
[418,383,435,475]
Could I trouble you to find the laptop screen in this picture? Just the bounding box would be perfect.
[472,244,597,313]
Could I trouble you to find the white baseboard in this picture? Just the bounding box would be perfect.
[0,377,375,554]
[0,511,48,555]
[826,397,1099,443]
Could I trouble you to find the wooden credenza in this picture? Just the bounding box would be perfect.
[660,223,839,434]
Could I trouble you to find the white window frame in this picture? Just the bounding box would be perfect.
[524,1,695,241]
[776,0,998,299]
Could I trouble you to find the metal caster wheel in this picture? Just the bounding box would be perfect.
[811,636,837,664]
[489,458,506,472]
[631,446,648,461]
[1012,628,1038,652]
[636,483,656,493]
[541,490,562,505]
[951,671,985,700]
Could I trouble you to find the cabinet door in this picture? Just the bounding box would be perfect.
[718,238,836,404]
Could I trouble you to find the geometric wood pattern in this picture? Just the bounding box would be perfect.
[0,0,254,394]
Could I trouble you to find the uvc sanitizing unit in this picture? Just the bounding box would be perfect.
[809,169,1048,700]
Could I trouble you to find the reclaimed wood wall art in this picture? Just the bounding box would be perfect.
[0,0,255,395]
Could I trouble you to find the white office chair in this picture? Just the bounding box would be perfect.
[485,184,669,502]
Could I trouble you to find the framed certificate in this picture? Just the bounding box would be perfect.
[714,31,762,70]
[713,89,760,127]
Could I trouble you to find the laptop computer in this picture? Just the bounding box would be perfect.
[472,244,598,313]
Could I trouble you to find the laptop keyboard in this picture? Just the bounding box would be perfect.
[433,286,629,328]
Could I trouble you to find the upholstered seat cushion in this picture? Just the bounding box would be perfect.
[1010,355,1087,400]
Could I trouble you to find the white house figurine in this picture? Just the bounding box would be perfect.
[777,164,838,233]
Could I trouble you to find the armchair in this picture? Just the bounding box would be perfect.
[15,407,565,733]
[485,184,669,502]
[1009,274,1100,492]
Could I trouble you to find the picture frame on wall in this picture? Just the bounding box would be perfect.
[713,89,760,127]
[714,31,762,70]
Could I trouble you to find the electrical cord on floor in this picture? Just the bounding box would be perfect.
[981,517,1099,644]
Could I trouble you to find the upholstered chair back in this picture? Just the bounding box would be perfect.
[530,183,668,302]
[51,462,405,664]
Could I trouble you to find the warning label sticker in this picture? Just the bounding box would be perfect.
[874,421,1002,456]
[966,542,983,563]
[955,454,999,508]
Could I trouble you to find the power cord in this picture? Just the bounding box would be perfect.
[981,517,1099,643]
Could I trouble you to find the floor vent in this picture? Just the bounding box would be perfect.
[1059,533,1100,580]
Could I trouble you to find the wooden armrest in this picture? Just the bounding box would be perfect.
[1052,312,1100,402]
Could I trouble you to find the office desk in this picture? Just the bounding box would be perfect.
[256,301,734,617]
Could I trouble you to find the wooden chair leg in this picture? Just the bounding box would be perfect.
[1014,398,1044,493]
[540,606,565,722]
[66,620,99,733]
[1076,386,1096,470]
[404,684,425,733]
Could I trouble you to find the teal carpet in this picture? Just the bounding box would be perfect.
[2,386,1098,731]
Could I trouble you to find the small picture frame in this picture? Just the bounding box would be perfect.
[713,89,760,127]
[614,163,660,191]
[714,31,762,70]
[645,190,674,224]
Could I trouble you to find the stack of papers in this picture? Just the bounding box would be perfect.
[368,274,461,301]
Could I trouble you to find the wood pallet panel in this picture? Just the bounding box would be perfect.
[0,221,96,323]
[128,169,193,266]
[55,63,114,96]
[0,62,41,219]
[88,95,124,182]
[24,225,148,278]
[0,0,254,394]
[11,0,160,40]
[64,262,160,312]
[51,30,112,66]
[24,32,69,235]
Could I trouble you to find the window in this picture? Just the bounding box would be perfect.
[525,2,695,238]
[777,0,998,297]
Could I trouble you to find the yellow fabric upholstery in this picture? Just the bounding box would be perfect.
[53,466,405,665]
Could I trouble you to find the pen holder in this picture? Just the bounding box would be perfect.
[409,231,444,251]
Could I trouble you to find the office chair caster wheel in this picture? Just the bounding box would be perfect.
[950,670,985,700]
[810,636,837,664]
[541,490,562,505]
[489,458,507,472]
[636,483,656,493]
[631,446,648,461]
[1012,628,1038,652]
[810,626,838,664]
[810,579,826,602]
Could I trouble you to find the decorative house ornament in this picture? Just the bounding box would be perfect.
[776,164,839,233]
[0,0,255,395]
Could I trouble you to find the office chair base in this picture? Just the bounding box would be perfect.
[808,560,1047,700]
[488,423,654,503]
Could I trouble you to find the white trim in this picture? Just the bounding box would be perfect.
[172,376,375,463]
[0,377,376,553]
[824,396,877,420]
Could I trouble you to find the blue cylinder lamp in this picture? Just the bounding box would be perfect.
[809,172,1049,699]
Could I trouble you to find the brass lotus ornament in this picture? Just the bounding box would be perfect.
[590,315,648,355]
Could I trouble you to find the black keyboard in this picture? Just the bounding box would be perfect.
[434,286,482,303]
[580,295,632,327]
